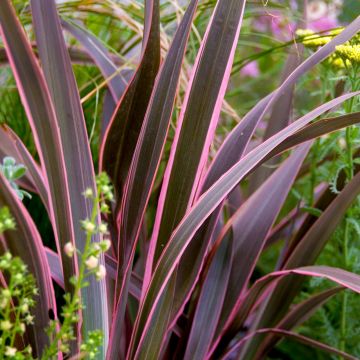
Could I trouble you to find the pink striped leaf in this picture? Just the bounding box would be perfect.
[99,0,160,207]
[148,0,247,273]
[234,169,360,359]
[256,287,342,358]
[266,112,360,160]
[222,328,357,360]
[211,143,311,344]
[131,91,359,358]
[248,42,302,194]
[207,114,360,348]
[129,0,248,358]
[0,0,77,294]
[30,0,109,349]
[106,1,199,358]
[217,266,360,359]
[183,144,311,360]
[183,229,234,360]
[0,43,112,66]
[140,94,273,359]
[204,15,360,193]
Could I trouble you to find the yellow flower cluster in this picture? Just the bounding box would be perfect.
[335,45,360,64]
[296,29,331,47]
[329,27,345,36]
[327,54,351,70]
[296,27,360,70]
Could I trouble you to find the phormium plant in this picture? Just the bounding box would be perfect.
[0,0,360,359]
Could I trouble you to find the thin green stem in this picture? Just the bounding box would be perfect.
[339,63,358,359]
[309,140,320,205]
[9,304,21,347]
[308,70,328,205]
[345,127,354,180]
[340,219,350,356]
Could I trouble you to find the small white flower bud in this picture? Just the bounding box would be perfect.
[84,188,94,198]
[3,218,14,228]
[1,289,11,298]
[105,192,114,201]
[100,240,111,252]
[100,203,110,213]
[5,346,17,357]
[0,298,8,309]
[25,314,34,324]
[95,265,106,280]
[64,242,75,257]
[85,256,99,270]
[20,303,29,314]
[82,220,96,233]
[19,323,26,333]
[98,222,108,234]
[1,320,12,331]
[93,243,101,252]
[101,185,111,194]
[14,273,23,282]
[338,137,347,150]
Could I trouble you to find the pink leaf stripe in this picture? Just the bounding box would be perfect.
[184,231,234,360]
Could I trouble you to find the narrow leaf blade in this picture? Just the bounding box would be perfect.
[30,0,109,349]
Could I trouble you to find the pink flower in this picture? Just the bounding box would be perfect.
[254,11,295,41]
[308,17,339,32]
[307,1,340,31]
[241,62,260,77]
